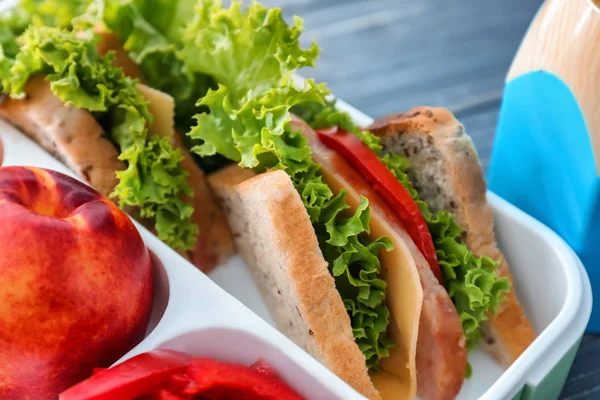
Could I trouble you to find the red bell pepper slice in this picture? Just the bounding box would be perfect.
[153,389,188,400]
[180,358,305,400]
[250,359,279,379]
[91,368,107,376]
[316,127,443,284]
[164,372,194,395]
[59,350,191,400]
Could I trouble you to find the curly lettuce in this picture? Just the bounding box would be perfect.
[376,140,510,349]
[9,0,213,133]
[3,0,92,29]
[297,99,511,351]
[180,0,393,368]
[0,26,197,251]
[71,0,213,133]
[65,0,228,170]
[0,11,28,91]
[292,97,358,134]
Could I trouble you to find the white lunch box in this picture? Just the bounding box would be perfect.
[0,96,591,400]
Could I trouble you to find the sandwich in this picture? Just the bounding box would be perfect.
[208,106,536,400]
[0,1,536,399]
[0,2,234,272]
[365,109,536,367]
[295,101,537,368]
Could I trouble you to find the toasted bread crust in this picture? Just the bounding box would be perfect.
[209,166,380,400]
[369,106,536,367]
[171,133,235,272]
[0,76,124,197]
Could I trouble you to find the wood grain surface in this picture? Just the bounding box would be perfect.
[258,0,598,399]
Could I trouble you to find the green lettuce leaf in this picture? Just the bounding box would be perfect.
[98,0,214,131]
[27,0,212,133]
[20,0,92,29]
[298,99,511,350]
[71,0,224,169]
[124,0,195,43]
[0,26,197,251]
[178,0,319,106]
[291,98,359,135]
[7,0,207,123]
[182,0,393,369]
[0,10,29,91]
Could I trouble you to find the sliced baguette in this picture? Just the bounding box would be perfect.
[208,165,380,400]
[293,116,464,400]
[368,106,536,367]
[0,76,124,197]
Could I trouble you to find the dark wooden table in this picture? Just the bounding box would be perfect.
[262,0,597,398]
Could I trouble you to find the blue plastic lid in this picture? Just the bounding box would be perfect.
[488,70,600,331]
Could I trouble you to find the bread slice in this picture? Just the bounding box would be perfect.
[208,165,380,400]
[0,75,124,197]
[171,132,235,272]
[368,106,536,367]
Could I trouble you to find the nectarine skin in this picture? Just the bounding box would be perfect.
[0,166,154,399]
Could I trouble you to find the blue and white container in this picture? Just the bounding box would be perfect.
[488,0,600,331]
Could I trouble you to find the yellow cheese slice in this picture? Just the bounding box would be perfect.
[309,143,423,400]
[136,84,175,138]
[370,370,412,400]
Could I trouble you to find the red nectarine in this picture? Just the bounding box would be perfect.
[0,166,154,399]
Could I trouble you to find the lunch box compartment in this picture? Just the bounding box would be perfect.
[152,328,345,399]
[493,193,570,334]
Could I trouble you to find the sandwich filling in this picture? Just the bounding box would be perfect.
[0,23,198,251]
[76,0,227,171]
[294,100,511,357]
